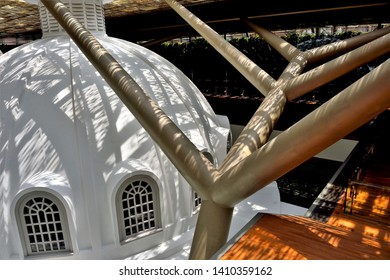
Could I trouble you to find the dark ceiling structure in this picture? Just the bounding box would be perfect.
[0,0,389,43]
[107,0,390,43]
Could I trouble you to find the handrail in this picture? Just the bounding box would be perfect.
[349,180,390,192]
[344,179,390,215]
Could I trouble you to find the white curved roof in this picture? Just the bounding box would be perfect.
[0,34,230,259]
[0,34,226,180]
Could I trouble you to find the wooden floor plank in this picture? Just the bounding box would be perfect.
[220,112,390,260]
[220,213,390,260]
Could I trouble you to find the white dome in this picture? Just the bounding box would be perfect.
[0,33,230,259]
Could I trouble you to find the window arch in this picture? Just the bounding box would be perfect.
[16,192,72,257]
[116,175,161,243]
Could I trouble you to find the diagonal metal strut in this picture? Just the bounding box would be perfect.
[41,0,390,259]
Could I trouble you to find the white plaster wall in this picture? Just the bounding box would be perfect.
[0,35,229,259]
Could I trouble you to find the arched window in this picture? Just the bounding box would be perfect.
[116,176,161,243]
[17,192,72,257]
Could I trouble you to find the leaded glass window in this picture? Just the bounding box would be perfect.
[117,176,161,242]
[17,192,71,256]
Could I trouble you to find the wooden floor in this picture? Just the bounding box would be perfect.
[219,213,389,260]
[219,184,390,260]
[219,119,390,260]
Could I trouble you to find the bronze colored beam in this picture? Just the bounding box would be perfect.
[284,32,390,100]
[189,200,233,260]
[41,0,390,260]
[218,87,286,172]
[306,26,390,65]
[212,59,390,207]
[39,0,216,201]
[244,19,300,62]
[164,0,275,96]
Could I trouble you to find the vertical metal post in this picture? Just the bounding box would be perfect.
[189,201,233,259]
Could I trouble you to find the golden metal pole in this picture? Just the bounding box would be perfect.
[198,89,287,259]
[219,31,308,171]
[163,0,275,96]
[160,0,285,257]
[219,87,286,172]
[212,59,390,207]
[284,32,390,100]
[189,200,233,259]
[40,0,233,260]
[39,0,215,200]
[164,0,390,257]
[306,26,390,65]
[244,19,301,62]
[40,0,390,259]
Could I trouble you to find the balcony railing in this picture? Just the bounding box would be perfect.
[344,180,390,226]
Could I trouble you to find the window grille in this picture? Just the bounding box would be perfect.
[193,191,202,211]
[17,193,71,256]
[117,177,161,242]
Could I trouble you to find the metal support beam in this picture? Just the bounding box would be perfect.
[212,59,390,207]
[244,19,300,62]
[41,0,390,260]
[189,200,233,260]
[219,88,286,172]
[164,0,275,96]
[305,26,390,65]
[40,0,215,201]
[284,32,390,100]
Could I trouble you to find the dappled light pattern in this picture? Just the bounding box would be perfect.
[221,214,390,260]
[345,183,390,224]
[220,88,286,171]
[1,0,389,260]
[0,32,223,187]
[164,0,275,97]
[222,151,390,260]
[162,0,390,259]
[0,2,230,257]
